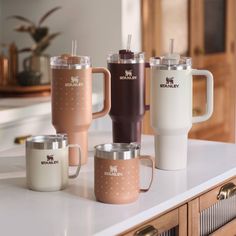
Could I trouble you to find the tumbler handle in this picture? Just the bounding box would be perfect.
[139,155,154,192]
[92,67,111,119]
[144,62,150,111]
[68,144,82,179]
[191,69,214,124]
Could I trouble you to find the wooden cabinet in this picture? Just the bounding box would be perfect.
[119,205,187,236]
[141,0,236,143]
[209,219,236,236]
[188,177,236,236]
[189,0,236,142]
[120,177,236,236]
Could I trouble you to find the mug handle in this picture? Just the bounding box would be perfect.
[139,155,154,192]
[23,57,31,71]
[68,144,82,179]
[91,67,111,119]
[191,69,214,124]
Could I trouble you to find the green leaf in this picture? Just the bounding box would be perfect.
[14,25,35,33]
[31,27,48,42]
[32,32,61,54]
[7,15,35,26]
[18,47,33,53]
[38,6,62,26]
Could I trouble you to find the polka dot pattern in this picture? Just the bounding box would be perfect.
[51,69,93,125]
[94,158,140,204]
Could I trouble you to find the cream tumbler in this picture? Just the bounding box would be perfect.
[150,55,214,170]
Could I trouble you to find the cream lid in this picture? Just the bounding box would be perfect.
[150,39,192,70]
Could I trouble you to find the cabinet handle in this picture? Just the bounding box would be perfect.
[134,225,158,236]
[217,182,236,200]
[14,135,31,144]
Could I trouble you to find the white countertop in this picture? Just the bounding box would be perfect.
[0,93,103,126]
[0,133,236,236]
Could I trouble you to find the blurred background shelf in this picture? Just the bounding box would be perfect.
[0,85,51,97]
[0,93,110,151]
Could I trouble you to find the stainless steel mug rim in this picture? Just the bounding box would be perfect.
[26,135,68,150]
[94,143,140,160]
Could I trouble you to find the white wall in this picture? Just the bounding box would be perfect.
[1,0,123,92]
[0,1,2,42]
[121,0,141,51]
[0,0,141,87]
[0,0,141,131]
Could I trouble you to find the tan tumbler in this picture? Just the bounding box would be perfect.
[94,143,154,204]
[51,55,111,165]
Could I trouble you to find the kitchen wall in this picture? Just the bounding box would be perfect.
[0,0,141,131]
[0,1,2,42]
[0,0,141,92]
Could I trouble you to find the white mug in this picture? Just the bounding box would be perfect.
[150,56,214,170]
[26,135,81,191]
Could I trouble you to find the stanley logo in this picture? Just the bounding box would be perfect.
[120,70,137,80]
[160,77,179,88]
[65,76,83,87]
[104,165,123,177]
[41,154,59,165]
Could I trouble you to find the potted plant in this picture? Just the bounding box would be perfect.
[9,7,61,86]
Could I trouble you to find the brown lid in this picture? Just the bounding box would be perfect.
[50,54,91,69]
[107,51,145,64]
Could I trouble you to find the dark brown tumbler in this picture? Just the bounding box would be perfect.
[107,50,148,144]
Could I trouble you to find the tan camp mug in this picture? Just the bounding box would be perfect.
[94,143,154,204]
[26,134,81,191]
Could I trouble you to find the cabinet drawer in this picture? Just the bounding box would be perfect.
[200,177,236,211]
[119,205,187,236]
[209,218,236,236]
[188,177,236,236]
[0,114,55,150]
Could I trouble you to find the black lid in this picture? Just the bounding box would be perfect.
[119,49,134,60]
